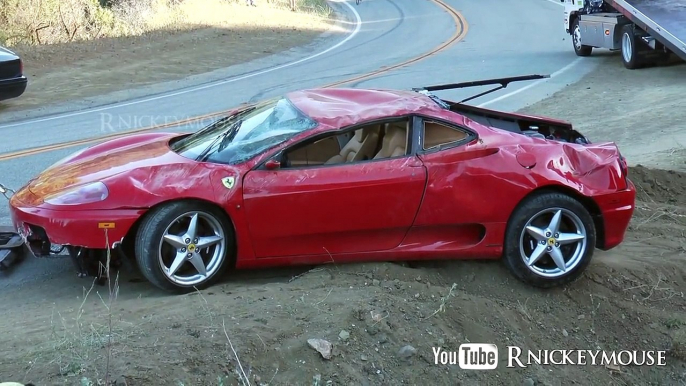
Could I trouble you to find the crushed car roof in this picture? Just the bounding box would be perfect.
[285,88,446,129]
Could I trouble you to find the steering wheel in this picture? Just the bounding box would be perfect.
[281,152,292,168]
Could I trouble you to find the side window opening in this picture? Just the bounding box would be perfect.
[282,118,411,168]
[285,136,341,166]
[422,120,469,151]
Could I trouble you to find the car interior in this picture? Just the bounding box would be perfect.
[282,118,470,167]
[422,120,470,150]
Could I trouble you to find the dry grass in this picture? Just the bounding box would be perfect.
[0,0,333,47]
[423,283,457,320]
[5,230,134,384]
[41,231,124,384]
[12,229,242,385]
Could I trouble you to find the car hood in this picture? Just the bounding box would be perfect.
[27,132,195,198]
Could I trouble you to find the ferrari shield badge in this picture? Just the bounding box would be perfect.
[221,176,235,189]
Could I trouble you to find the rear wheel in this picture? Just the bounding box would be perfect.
[135,201,235,292]
[572,18,593,57]
[503,192,596,288]
[621,24,642,69]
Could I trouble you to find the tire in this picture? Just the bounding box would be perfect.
[503,192,596,288]
[571,18,593,57]
[135,201,235,292]
[621,24,642,69]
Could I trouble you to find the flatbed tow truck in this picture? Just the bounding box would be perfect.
[563,0,686,69]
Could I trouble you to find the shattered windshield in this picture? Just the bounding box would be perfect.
[170,97,318,164]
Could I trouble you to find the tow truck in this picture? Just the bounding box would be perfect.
[563,0,686,69]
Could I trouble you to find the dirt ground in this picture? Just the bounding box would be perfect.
[0,2,335,115]
[1,59,686,385]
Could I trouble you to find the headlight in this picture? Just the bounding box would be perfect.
[44,182,109,206]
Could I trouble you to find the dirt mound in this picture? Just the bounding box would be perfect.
[630,165,686,205]
[5,257,684,385]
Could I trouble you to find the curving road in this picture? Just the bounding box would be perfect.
[0,0,600,289]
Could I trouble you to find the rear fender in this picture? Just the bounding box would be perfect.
[559,142,628,193]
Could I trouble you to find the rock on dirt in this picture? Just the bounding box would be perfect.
[397,345,417,359]
[308,338,333,360]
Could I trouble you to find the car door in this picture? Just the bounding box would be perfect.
[412,115,502,232]
[241,144,427,258]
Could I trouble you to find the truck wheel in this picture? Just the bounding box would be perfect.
[621,24,642,69]
[572,19,592,56]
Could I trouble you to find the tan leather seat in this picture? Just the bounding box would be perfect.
[373,122,407,159]
[325,125,380,164]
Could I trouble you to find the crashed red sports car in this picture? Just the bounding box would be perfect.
[8,75,636,292]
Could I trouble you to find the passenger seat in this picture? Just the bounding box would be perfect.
[325,125,380,164]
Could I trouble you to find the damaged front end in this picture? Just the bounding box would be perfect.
[17,219,135,284]
[5,181,137,284]
[64,245,133,283]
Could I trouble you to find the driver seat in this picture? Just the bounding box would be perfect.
[373,122,407,159]
[325,125,380,164]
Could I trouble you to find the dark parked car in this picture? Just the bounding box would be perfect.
[0,45,27,102]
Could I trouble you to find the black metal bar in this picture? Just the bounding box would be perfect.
[418,74,549,92]
[459,85,505,103]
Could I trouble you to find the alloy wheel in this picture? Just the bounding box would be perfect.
[518,208,588,278]
[158,211,226,286]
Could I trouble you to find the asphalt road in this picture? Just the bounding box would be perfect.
[0,0,600,287]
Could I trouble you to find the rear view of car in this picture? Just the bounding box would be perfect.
[0,45,28,102]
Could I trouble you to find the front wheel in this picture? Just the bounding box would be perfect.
[572,18,593,57]
[503,192,596,288]
[135,201,235,292]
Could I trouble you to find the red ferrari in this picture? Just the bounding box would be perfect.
[8,75,636,292]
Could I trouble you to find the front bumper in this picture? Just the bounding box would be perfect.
[0,76,27,101]
[9,192,145,255]
[595,179,636,250]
